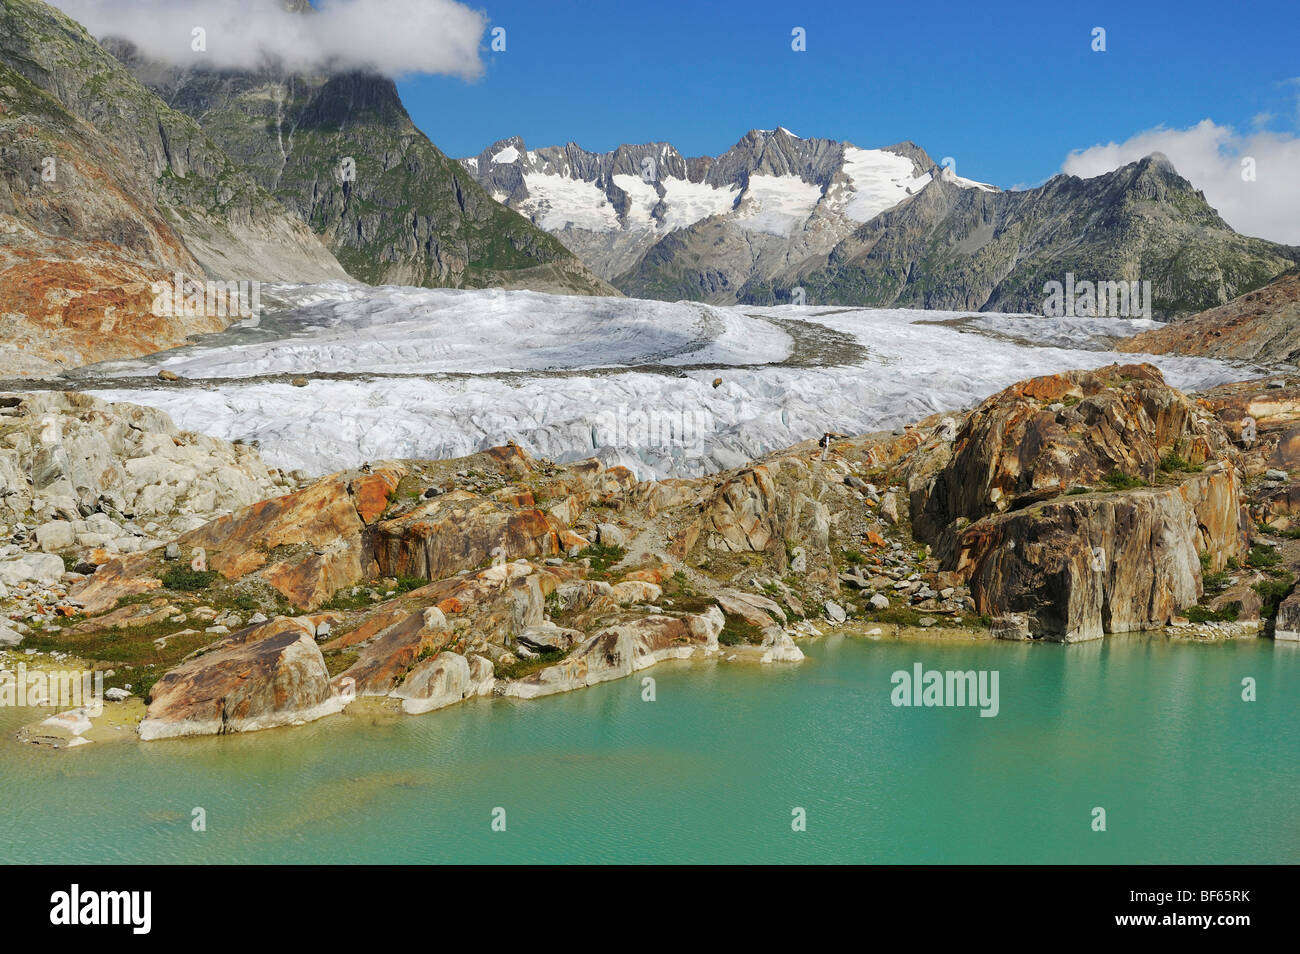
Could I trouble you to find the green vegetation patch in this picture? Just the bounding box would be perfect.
[160,567,219,591]
[718,617,766,646]
[1100,470,1148,491]
[579,543,626,578]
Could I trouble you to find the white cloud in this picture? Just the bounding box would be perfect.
[51,0,487,79]
[1061,119,1300,245]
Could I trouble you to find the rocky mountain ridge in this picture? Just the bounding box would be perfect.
[464,126,1299,317]
[1118,269,1300,363]
[0,0,349,374]
[461,128,956,296]
[750,154,1300,320]
[104,38,616,296]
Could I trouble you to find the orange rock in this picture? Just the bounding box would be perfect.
[623,563,673,585]
[866,530,887,547]
[68,555,163,615]
[178,464,407,609]
[320,609,406,652]
[350,471,401,524]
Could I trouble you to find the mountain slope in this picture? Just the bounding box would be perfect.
[0,0,346,284]
[0,58,220,375]
[745,154,1300,319]
[1117,269,1300,362]
[108,42,615,297]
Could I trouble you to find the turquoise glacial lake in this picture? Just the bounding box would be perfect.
[2,634,1296,864]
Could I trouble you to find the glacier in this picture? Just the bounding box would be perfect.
[73,283,1254,480]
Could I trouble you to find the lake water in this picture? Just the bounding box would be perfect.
[2,634,1296,864]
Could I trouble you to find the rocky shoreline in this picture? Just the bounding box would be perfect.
[4,361,1299,747]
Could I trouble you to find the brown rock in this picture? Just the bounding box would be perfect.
[331,607,453,696]
[139,617,344,739]
[955,465,1245,641]
[505,609,724,699]
[68,554,162,615]
[372,491,567,581]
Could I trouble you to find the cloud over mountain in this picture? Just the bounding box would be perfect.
[51,0,487,78]
[1063,119,1300,245]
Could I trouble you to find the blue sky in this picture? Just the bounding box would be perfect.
[397,0,1300,188]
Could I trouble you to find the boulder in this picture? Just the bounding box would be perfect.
[138,618,346,740]
[0,552,65,586]
[911,364,1225,558]
[596,522,627,546]
[1274,591,1300,641]
[716,590,787,627]
[879,492,900,525]
[991,614,1031,640]
[35,520,76,552]
[390,652,495,715]
[373,491,577,582]
[608,580,662,605]
[955,466,1245,641]
[178,465,404,610]
[67,554,162,614]
[505,609,724,699]
[516,623,582,652]
[0,621,23,647]
[331,607,453,696]
[759,625,805,662]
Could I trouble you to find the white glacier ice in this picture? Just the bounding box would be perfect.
[74,283,1253,480]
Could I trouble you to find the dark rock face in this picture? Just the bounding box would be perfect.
[0,0,346,284]
[104,42,613,296]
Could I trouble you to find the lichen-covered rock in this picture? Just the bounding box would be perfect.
[138,617,344,740]
[330,607,452,696]
[372,490,579,582]
[911,364,1225,556]
[505,608,724,699]
[177,464,404,610]
[955,465,1245,641]
[673,455,844,584]
[390,651,495,715]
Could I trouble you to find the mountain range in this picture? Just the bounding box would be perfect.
[460,133,1300,318]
